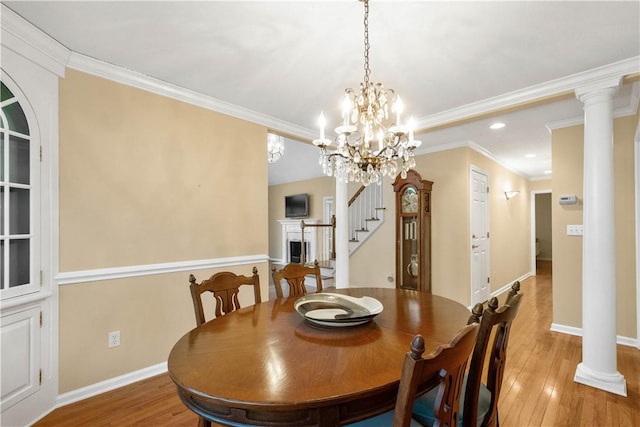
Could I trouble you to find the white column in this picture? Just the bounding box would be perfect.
[573,77,627,396]
[335,177,349,288]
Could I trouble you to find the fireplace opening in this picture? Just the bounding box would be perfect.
[289,240,310,264]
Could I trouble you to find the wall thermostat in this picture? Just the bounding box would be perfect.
[559,195,578,205]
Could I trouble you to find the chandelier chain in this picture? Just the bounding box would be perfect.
[312,0,421,185]
[363,0,370,85]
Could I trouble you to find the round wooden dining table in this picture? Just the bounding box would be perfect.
[168,287,470,426]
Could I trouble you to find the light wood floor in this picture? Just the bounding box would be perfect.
[35,262,639,426]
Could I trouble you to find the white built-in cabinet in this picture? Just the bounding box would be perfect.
[1,6,67,425]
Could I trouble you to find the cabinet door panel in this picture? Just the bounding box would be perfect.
[1,306,40,410]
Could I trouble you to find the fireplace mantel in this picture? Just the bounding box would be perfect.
[278,219,318,264]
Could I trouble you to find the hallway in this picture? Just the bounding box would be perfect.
[499,261,639,426]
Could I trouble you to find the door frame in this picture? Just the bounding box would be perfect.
[635,119,640,349]
[530,189,552,276]
[469,165,490,306]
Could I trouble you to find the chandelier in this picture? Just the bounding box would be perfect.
[313,0,421,185]
[267,132,285,163]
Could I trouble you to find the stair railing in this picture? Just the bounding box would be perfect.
[300,215,336,264]
[348,184,383,244]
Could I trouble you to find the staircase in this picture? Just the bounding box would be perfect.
[296,184,385,285]
[348,183,385,255]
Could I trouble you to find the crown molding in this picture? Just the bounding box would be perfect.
[546,81,640,131]
[67,52,316,140]
[2,3,637,144]
[417,56,640,132]
[0,4,70,77]
[415,139,528,179]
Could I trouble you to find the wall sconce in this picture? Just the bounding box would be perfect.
[504,191,520,200]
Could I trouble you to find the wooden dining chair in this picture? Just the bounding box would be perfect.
[189,266,261,327]
[271,260,322,298]
[347,322,479,427]
[412,282,523,427]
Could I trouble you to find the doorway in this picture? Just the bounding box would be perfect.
[531,190,552,276]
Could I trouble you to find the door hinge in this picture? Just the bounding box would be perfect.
[486,186,489,193]
[487,232,490,238]
[39,369,43,385]
[40,270,43,284]
[487,277,490,284]
[40,311,43,327]
[40,146,43,162]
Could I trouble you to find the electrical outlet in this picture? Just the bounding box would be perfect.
[108,330,120,348]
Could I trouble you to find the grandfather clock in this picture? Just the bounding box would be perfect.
[393,170,433,292]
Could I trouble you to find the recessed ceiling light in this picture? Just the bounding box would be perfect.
[489,122,505,130]
[525,153,536,158]
[544,170,552,174]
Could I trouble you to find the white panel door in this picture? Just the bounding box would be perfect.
[471,169,490,305]
[1,306,40,410]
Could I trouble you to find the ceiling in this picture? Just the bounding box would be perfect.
[4,1,639,186]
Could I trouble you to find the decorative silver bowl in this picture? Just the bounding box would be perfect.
[294,293,383,328]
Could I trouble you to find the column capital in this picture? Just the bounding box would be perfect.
[575,76,622,102]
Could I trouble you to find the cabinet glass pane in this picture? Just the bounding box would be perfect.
[9,135,29,185]
[9,239,29,287]
[1,132,4,179]
[0,187,3,235]
[3,102,29,135]
[9,188,29,234]
[0,82,13,102]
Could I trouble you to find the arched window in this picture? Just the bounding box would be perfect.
[0,80,35,297]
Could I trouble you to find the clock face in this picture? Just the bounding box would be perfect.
[401,187,418,213]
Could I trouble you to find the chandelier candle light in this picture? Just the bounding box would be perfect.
[313,0,421,185]
[267,132,285,163]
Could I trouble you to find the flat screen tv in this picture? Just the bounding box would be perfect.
[285,193,309,218]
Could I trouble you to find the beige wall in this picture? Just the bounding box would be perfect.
[348,175,397,289]
[268,176,335,262]
[551,113,638,338]
[270,147,532,306]
[58,70,269,392]
[353,147,531,303]
[467,150,531,292]
[530,179,552,192]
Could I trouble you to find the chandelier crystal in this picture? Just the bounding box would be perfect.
[313,0,421,185]
[267,132,285,163]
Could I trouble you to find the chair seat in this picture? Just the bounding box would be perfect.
[346,409,424,427]
[412,374,492,427]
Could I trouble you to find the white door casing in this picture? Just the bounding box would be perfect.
[530,189,552,275]
[470,167,490,306]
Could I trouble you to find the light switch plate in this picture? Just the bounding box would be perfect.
[567,225,584,236]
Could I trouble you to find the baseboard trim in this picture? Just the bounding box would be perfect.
[550,323,638,348]
[55,362,168,409]
[490,272,532,300]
